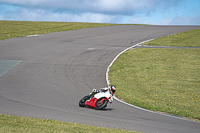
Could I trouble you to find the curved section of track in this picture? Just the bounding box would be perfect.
[0,25,200,133]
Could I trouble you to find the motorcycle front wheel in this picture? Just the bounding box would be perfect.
[95,98,108,110]
[79,95,90,107]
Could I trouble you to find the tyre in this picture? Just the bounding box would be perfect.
[79,95,90,107]
[94,98,108,110]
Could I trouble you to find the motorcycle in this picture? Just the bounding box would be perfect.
[79,88,113,110]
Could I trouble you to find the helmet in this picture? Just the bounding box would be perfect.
[109,85,116,94]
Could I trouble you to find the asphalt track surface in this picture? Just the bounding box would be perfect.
[0,25,200,133]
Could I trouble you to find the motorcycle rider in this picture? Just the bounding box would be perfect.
[89,85,116,103]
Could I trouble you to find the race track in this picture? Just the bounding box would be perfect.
[0,25,200,133]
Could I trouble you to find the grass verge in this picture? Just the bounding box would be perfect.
[0,21,141,132]
[0,114,139,133]
[0,21,118,40]
[145,28,200,47]
[109,28,200,120]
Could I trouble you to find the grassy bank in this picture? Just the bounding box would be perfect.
[0,21,140,133]
[109,28,200,120]
[0,114,139,133]
[146,28,200,47]
[0,21,118,40]
[1,21,199,132]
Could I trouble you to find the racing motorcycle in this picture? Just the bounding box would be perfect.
[79,88,113,110]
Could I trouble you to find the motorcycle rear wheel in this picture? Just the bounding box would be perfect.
[95,98,108,110]
[79,95,90,107]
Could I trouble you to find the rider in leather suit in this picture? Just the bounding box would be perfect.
[89,85,116,103]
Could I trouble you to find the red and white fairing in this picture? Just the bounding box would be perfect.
[86,88,113,108]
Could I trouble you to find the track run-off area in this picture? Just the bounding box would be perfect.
[0,25,200,133]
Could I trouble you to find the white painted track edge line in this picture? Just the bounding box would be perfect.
[106,39,154,85]
[106,39,199,123]
[26,35,39,37]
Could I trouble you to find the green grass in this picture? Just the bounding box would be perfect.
[145,28,200,47]
[0,21,199,131]
[0,21,118,40]
[0,114,139,133]
[0,21,141,133]
[109,28,200,120]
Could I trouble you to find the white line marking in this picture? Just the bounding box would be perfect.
[106,39,199,123]
[88,48,95,50]
[26,35,39,37]
[106,39,154,85]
